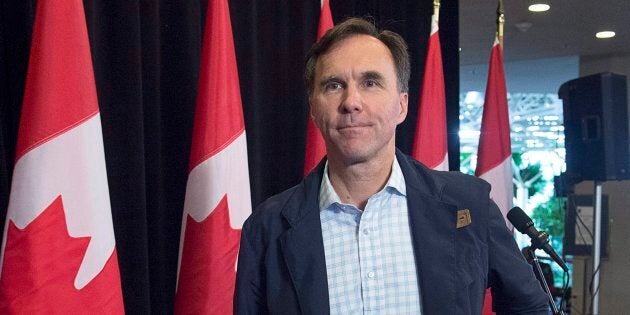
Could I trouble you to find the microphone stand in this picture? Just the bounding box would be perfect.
[527,248,564,315]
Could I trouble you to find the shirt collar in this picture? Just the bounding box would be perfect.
[318,157,407,211]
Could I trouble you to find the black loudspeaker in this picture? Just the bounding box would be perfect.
[558,72,630,181]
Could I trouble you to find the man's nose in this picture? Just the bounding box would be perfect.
[340,84,363,113]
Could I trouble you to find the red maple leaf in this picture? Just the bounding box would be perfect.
[174,195,241,314]
[0,196,124,314]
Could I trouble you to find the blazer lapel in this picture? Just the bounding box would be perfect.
[408,188,459,314]
[279,163,330,314]
[398,152,459,314]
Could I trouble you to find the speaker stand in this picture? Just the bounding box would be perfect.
[591,181,603,315]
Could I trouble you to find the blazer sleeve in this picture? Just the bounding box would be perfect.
[486,201,550,314]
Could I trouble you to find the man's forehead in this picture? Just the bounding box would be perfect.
[324,34,388,57]
[315,35,394,75]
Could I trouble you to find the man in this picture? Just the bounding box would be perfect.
[235,17,548,314]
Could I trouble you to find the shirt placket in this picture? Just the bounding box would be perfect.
[358,196,382,313]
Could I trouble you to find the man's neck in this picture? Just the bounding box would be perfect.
[326,152,395,210]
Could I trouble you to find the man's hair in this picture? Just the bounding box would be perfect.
[305,17,410,96]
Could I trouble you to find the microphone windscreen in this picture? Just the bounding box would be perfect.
[506,207,532,234]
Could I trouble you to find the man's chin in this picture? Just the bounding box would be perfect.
[335,148,371,165]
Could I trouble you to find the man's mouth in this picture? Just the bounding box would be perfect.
[338,123,370,130]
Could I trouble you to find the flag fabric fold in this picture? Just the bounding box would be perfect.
[0,0,124,312]
[174,0,252,313]
[475,37,513,227]
[411,11,449,171]
[303,0,334,175]
[476,37,513,315]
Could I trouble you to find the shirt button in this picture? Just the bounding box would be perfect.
[367,271,375,278]
[362,228,370,235]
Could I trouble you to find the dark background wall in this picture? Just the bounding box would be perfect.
[0,0,458,313]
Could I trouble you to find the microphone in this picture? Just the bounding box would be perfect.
[507,206,569,272]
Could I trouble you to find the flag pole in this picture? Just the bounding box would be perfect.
[496,0,505,47]
[433,0,441,21]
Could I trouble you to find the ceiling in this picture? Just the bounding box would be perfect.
[459,0,630,66]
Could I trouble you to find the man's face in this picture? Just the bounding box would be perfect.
[310,35,408,165]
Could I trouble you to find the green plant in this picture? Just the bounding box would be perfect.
[531,196,565,238]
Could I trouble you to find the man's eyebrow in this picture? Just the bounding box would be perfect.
[361,71,384,81]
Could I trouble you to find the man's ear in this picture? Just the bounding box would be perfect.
[397,92,409,124]
[308,99,315,120]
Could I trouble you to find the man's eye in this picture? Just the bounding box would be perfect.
[364,79,379,87]
[325,82,343,90]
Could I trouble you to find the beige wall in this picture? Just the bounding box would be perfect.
[580,53,630,103]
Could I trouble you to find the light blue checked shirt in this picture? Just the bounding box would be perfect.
[319,158,422,314]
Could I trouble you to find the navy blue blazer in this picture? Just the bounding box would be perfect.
[235,151,548,314]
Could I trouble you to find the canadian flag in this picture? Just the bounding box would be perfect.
[0,0,124,312]
[411,10,449,171]
[475,37,513,227]
[476,37,513,315]
[173,0,252,313]
[303,0,334,175]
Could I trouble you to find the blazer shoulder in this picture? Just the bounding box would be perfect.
[244,183,301,228]
[399,153,491,206]
[434,169,491,206]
